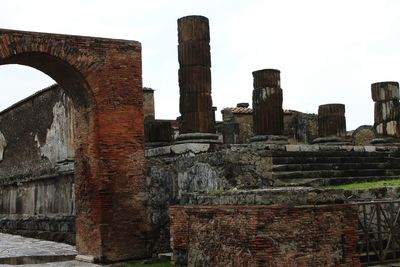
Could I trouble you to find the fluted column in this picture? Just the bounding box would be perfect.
[178,15,214,134]
[252,69,284,135]
[371,82,400,138]
[318,104,346,137]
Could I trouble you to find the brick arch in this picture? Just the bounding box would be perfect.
[0,29,149,263]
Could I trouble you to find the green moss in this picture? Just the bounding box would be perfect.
[321,179,400,190]
[125,261,171,267]
[208,189,225,195]
[208,187,238,195]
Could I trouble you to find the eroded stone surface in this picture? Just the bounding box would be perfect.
[252,69,284,135]
[0,233,76,258]
[0,131,6,162]
[171,143,211,155]
[372,81,400,138]
[0,233,104,266]
[317,103,346,137]
[178,16,214,134]
[170,205,360,267]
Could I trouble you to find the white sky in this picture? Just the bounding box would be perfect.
[1,0,400,130]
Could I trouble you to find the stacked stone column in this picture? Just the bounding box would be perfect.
[251,69,287,143]
[252,69,284,135]
[371,82,400,142]
[178,15,214,135]
[318,104,346,137]
[313,103,349,144]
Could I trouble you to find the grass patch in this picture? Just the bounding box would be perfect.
[208,188,238,195]
[321,179,400,190]
[208,188,225,195]
[125,261,171,267]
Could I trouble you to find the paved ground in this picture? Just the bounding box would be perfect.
[0,233,98,266]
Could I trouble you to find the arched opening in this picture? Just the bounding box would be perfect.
[1,52,93,108]
[0,64,56,111]
[0,54,94,249]
[0,63,85,246]
[0,29,149,262]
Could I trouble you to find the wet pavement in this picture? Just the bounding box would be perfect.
[0,233,98,266]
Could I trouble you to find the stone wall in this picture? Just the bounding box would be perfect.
[148,144,265,250]
[0,84,75,178]
[220,107,317,144]
[221,105,253,144]
[0,85,76,244]
[283,110,318,144]
[0,173,75,244]
[143,87,155,121]
[146,144,273,197]
[170,204,360,267]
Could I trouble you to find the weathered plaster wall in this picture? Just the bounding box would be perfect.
[0,173,75,244]
[170,205,360,267]
[0,84,75,178]
[0,85,76,243]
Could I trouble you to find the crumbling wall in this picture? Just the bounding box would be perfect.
[146,144,274,252]
[221,106,253,144]
[0,84,75,178]
[0,85,76,244]
[284,110,318,144]
[170,204,360,267]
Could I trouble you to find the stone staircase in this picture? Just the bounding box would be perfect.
[271,150,400,186]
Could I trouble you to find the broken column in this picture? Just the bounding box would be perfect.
[318,104,346,137]
[371,81,400,144]
[176,15,219,143]
[313,104,349,144]
[251,69,287,143]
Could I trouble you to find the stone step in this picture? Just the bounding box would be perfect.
[273,156,399,165]
[272,169,400,180]
[272,162,400,172]
[271,150,400,158]
[276,176,400,187]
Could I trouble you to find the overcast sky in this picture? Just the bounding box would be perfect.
[1,0,400,130]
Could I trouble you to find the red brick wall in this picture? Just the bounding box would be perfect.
[0,29,149,262]
[170,205,360,267]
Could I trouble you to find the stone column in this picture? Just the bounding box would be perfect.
[313,103,349,144]
[178,15,214,135]
[371,82,400,141]
[318,104,346,137]
[143,87,155,122]
[252,69,283,135]
[251,69,287,143]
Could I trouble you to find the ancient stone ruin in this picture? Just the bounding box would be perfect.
[0,28,148,263]
[252,69,284,136]
[371,81,400,145]
[1,15,400,267]
[177,16,218,145]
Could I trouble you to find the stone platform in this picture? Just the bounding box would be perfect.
[0,233,96,266]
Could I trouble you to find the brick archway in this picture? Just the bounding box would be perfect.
[0,29,149,262]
